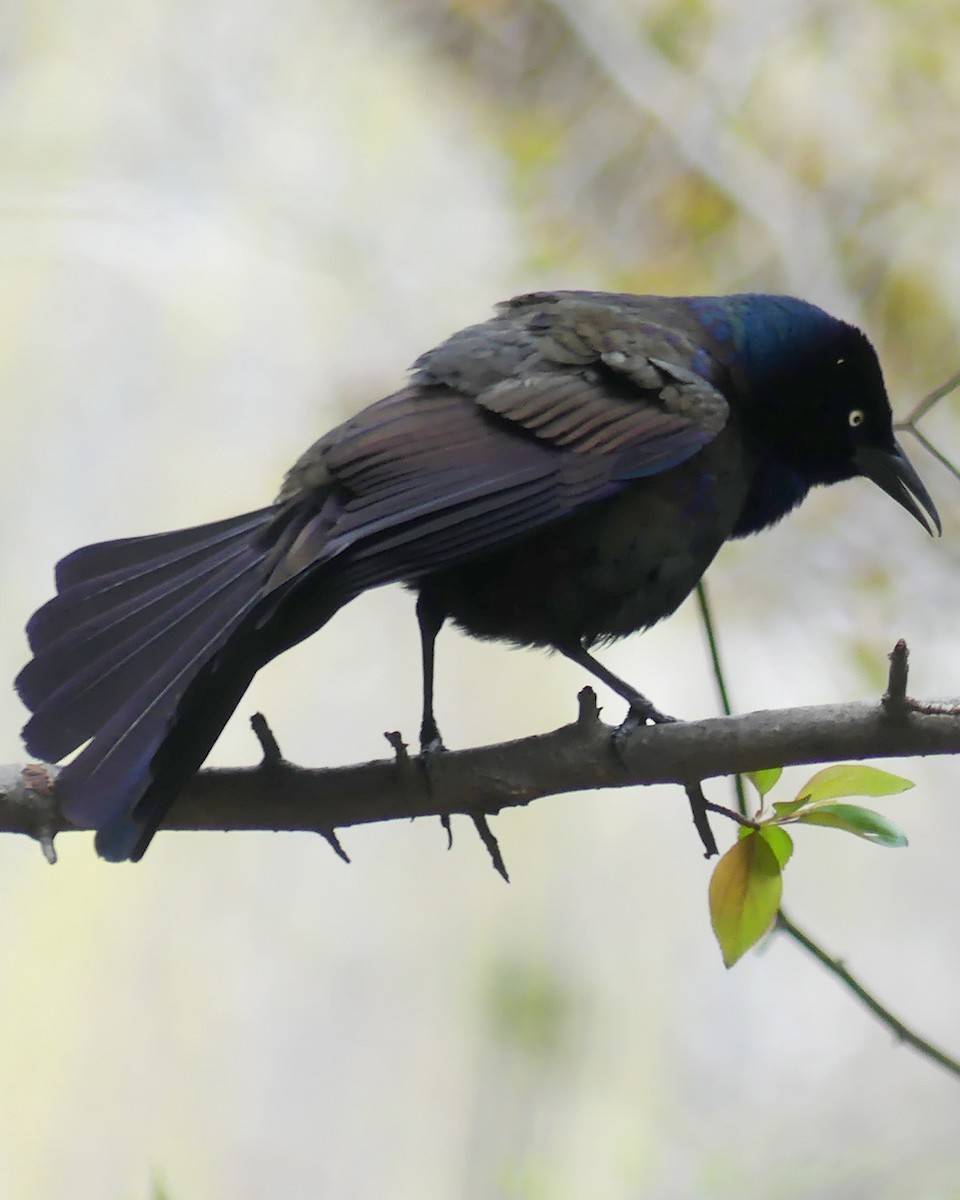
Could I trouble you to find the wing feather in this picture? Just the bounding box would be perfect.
[269,319,730,596]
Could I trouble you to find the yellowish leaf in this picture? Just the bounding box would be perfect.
[709,832,782,968]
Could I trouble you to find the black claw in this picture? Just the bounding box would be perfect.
[630,697,678,726]
[415,734,451,843]
[416,736,447,831]
[614,698,677,740]
[610,699,679,770]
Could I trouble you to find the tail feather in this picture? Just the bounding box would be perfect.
[53,510,273,591]
[64,583,264,860]
[21,543,270,763]
[30,510,275,646]
[22,539,255,704]
[16,507,285,860]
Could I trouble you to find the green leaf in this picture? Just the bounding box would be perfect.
[709,832,783,968]
[747,767,782,799]
[759,825,794,868]
[772,798,809,819]
[793,803,909,848]
[791,764,914,806]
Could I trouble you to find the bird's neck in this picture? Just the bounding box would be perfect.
[684,293,836,534]
[731,450,811,537]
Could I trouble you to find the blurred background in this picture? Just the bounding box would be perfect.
[1,1,960,1196]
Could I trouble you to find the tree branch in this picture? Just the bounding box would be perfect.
[4,688,960,848]
[6,663,960,1080]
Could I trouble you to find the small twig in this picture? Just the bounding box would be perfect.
[384,730,410,766]
[703,800,760,831]
[696,582,735,718]
[896,424,960,485]
[906,698,960,717]
[895,368,960,427]
[882,639,910,716]
[683,780,718,858]
[471,813,509,882]
[776,911,960,1082]
[696,582,747,818]
[250,713,283,766]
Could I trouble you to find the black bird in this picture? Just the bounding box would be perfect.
[17,290,939,861]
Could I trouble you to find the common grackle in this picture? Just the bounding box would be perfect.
[17,290,940,861]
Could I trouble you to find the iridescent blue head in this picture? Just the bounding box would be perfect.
[689,294,940,537]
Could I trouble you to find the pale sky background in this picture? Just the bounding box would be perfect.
[1,2,959,1198]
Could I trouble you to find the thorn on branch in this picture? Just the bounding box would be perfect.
[576,686,602,728]
[318,826,351,864]
[684,780,718,858]
[37,828,57,865]
[471,812,509,882]
[250,713,283,766]
[882,640,910,717]
[20,763,60,864]
[384,730,410,766]
[440,813,453,849]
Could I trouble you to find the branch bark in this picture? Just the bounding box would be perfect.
[4,687,960,854]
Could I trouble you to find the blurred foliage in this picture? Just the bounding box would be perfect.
[5,3,960,1197]
[386,0,960,396]
[484,959,578,1061]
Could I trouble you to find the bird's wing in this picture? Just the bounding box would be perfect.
[269,299,730,591]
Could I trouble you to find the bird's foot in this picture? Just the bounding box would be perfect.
[610,696,677,764]
[417,727,451,843]
[419,733,447,757]
[613,695,677,741]
[419,711,447,758]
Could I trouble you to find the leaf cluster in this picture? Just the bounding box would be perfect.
[709,764,912,967]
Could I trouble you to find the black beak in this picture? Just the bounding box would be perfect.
[854,439,941,536]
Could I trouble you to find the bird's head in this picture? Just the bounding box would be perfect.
[700,295,941,536]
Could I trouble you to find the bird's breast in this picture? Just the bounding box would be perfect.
[418,425,753,650]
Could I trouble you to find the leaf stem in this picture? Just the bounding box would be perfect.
[703,800,758,829]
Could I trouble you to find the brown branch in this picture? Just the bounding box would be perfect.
[4,689,960,851]
[8,673,960,1081]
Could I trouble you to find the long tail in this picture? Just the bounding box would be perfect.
[17,507,292,861]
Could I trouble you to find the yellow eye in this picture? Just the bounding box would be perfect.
[848,409,865,428]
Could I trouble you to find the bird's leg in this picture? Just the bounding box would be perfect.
[416,591,448,754]
[417,591,460,849]
[558,641,677,735]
